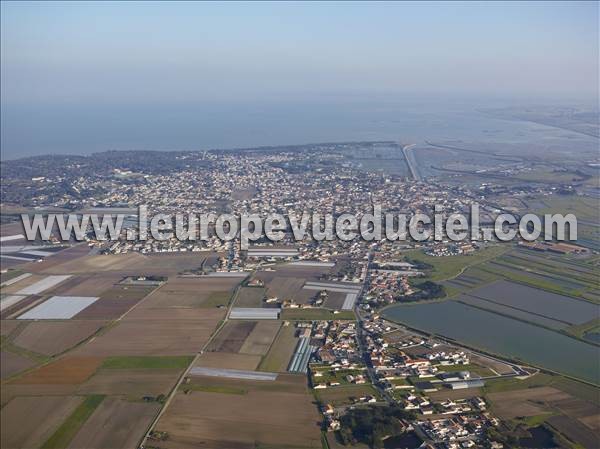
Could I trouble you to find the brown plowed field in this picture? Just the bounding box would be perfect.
[67,397,160,449]
[73,308,225,356]
[239,321,280,355]
[1,395,83,449]
[206,321,256,353]
[0,351,36,379]
[77,369,179,397]
[0,319,21,336]
[73,285,155,319]
[11,356,103,384]
[13,320,107,355]
[153,375,321,449]
[53,274,122,296]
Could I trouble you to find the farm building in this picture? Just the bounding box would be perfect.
[303,281,361,310]
[446,379,485,390]
[229,307,280,320]
[247,248,299,258]
[287,261,335,267]
[189,367,278,381]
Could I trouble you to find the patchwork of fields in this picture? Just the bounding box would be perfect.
[0,250,239,449]
[2,240,598,449]
[152,374,321,449]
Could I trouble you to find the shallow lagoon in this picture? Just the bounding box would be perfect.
[382,300,600,384]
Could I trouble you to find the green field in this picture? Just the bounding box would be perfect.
[404,245,509,282]
[234,287,266,307]
[258,323,297,372]
[0,269,24,284]
[311,367,366,385]
[526,194,600,248]
[101,356,193,370]
[483,372,600,409]
[314,384,381,407]
[41,395,105,449]
[389,377,411,387]
[565,318,600,339]
[201,291,232,308]
[529,195,599,223]
[0,328,50,365]
[433,363,495,377]
[180,383,247,395]
[482,373,555,394]
[477,250,599,301]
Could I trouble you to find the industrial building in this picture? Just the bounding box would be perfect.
[229,307,281,320]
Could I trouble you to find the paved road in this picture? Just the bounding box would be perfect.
[354,252,395,404]
[139,283,241,448]
[401,143,421,181]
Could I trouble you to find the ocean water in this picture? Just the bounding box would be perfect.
[1,97,596,160]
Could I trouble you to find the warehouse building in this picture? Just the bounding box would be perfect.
[229,307,280,320]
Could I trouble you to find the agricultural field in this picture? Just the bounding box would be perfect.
[11,356,104,385]
[72,285,155,319]
[72,307,225,356]
[404,245,509,282]
[50,274,123,296]
[0,319,21,335]
[235,286,267,307]
[32,252,210,277]
[432,363,496,377]
[1,274,51,295]
[427,387,484,402]
[252,263,333,304]
[239,320,281,355]
[313,384,381,407]
[477,248,599,300]
[0,252,240,449]
[1,350,38,379]
[152,373,321,449]
[323,291,348,310]
[146,276,238,309]
[206,321,256,353]
[481,373,600,448]
[0,269,26,284]
[100,355,192,369]
[523,194,600,249]
[14,245,92,274]
[12,320,107,355]
[42,394,105,449]
[441,266,500,294]
[77,368,181,397]
[65,397,160,449]
[1,395,84,449]
[258,321,298,372]
[310,365,368,386]
[201,320,282,370]
[195,352,263,370]
[262,275,314,303]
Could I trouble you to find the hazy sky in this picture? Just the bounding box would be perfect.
[1,1,598,158]
[2,1,598,102]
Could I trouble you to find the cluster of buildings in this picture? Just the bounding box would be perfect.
[364,268,415,305]
[315,321,362,368]
[55,148,501,265]
[417,415,500,448]
[9,146,553,449]
[305,313,507,447]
